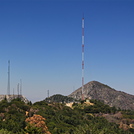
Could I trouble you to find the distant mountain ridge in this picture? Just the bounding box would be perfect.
[68,81,134,110]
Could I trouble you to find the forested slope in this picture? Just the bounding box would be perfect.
[0,97,134,133]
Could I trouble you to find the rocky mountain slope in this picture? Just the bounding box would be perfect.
[68,81,134,110]
[0,95,29,103]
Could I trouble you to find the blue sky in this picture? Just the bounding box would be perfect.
[0,0,134,102]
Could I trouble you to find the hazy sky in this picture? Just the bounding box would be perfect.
[0,0,134,102]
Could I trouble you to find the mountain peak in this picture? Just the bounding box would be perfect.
[68,81,134,110]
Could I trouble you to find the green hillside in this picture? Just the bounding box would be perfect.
[44,94,77,103]
[0,97,134,133]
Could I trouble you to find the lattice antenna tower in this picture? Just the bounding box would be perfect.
[47,90,49,98]
[82,16,84,100]
[20,79,22,95]
[7,60,10,95]
[17,83,19,96]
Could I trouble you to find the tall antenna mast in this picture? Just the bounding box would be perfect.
[7,60,10,95]
[17,83,19,97]
[20,79,22,95]
[47,90,49,98]
[82,15,84,100]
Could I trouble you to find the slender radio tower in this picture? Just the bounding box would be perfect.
[17,83,19,97]
[47,90,49,98]
[7,60,10,95]
[20,79,22,95]
[82,16,84,100]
